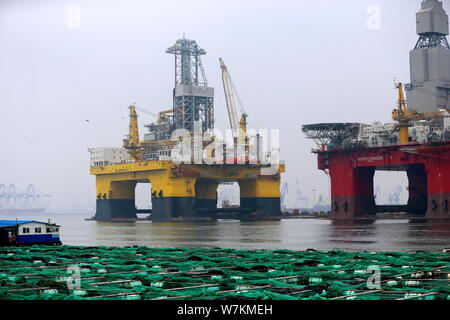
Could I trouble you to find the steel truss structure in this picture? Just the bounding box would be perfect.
[166,38,214,133]
[414,34,450,49]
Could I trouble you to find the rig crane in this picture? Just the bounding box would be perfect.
[392,82,450,144]
[123,105,143,161]
[295,179,309,209]
[220,58,248,141]
[134,106,173,125]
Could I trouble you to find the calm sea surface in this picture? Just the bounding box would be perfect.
[3,213,450,252]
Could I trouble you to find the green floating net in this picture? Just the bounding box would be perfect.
[0,246,449,300]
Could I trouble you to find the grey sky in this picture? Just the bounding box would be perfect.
[0,0,439,211]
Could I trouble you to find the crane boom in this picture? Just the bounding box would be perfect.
[392,82,450,144]
[123,105,143,161]
[392,82,413,144]
[220,58,241,138]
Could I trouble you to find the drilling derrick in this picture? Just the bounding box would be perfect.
[166,38,214,133]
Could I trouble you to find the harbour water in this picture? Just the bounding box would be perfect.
[2,212,450,252]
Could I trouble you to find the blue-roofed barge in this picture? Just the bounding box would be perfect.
[0,220,61,246]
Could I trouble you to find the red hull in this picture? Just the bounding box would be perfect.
[316,141,450,220]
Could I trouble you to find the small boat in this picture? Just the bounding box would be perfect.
[0,220,61,246]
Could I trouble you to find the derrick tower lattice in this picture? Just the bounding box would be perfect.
[166,39,214,133]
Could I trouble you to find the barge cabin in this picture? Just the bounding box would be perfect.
[0,220,61,246]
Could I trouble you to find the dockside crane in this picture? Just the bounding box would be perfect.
[387,185,404,205]
[134,106,173,126]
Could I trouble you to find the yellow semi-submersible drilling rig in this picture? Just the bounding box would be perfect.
[88,38,285,222]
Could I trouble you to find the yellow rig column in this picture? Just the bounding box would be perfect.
[95,177,137,220]
[239,177,282,220]
[150,174,197,221]
[195,181,219,219]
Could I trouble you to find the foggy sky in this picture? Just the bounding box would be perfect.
[0,0,439,212]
